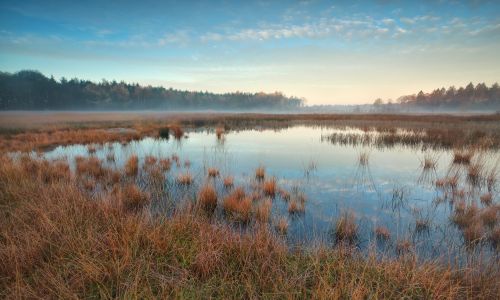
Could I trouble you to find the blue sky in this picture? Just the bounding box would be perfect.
[0,0,499,104]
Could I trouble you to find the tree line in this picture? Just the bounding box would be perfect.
[0,70,305,110]
[374,82,500,111]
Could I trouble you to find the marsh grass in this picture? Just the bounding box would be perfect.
[1,154,500,298]
[121,184,151,212]
[262,177,277,197]
[375,226,391,241]
[197,184,218,213]
[255,166,265,181]
[223,176,234,189]
[334,212,358,245]
[215,126,225,139]
[176,172,193,186]
[223,188,252,223]
[170,124,184,140]
[276,217,289,234]
[125,155,139,177]
[207,167,220,178]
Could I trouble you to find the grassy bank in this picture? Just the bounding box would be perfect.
[1,156,499,299]
[1,112,500,152]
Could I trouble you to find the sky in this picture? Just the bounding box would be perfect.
[0,0,499,105]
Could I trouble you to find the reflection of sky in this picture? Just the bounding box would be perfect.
[41,126,499,258]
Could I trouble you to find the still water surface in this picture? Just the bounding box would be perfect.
[42,126,499,259]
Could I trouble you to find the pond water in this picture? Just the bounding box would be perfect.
[39,126,499,260]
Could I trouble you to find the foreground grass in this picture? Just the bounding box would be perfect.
[1,157,499,299]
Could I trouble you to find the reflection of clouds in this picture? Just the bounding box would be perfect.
[35,126,496,256]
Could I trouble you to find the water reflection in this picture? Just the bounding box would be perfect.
[35,126,499,260]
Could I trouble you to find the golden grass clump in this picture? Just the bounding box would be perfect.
[144,155,157,167]
[278,188,291,201]
[415,219,430,232]
[467,162,483,186]
[489,227,500,248]
[334,212,358,244]
[462,221,484,244]
[276,217,289,234]
[396,239,412,255]
[262,177,277,197]
[435,178,446,189]
[215,126,225,139]
[121,184,151,211]
[288,199,305,214]
[125,155,139,177]
[453,150,473,165]
[451,202,478,229]
[223,187,252,222]
[87,144,97,154]
[75,156,107,179]
[170,124,184,139]
[374,226,391,241]
[223,176,234,189]
[159,158,172,171]
[176,173,193,186]
[255,166,265,180]
[480,193,493,206]
[480,206,499,228]
[197,184,218,213]
[255,198,272,223]
[207,167,220,178]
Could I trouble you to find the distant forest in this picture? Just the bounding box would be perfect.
[0,70,305,110]
[373,82,500,111]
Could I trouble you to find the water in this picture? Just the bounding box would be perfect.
[37,126,499,260]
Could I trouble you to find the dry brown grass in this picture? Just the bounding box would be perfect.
[2,112,500,153]
[159,158,172,171]
[255,166,265,181]
[255,198,272,223]
[395,239,412,255]
[170,124,184,140]
[451,202,478,229]
[481,206,499,228]
[375,226,391,241]
[121,184,151,212]
[262,177,277,197]
[223,176,234,189]
[207,167,220,178]
[1,157,499,298]
[276,217,289,234]
[223,187,252,222]
[176,173,193,186]
[453,150,473,165]
[125,155,139,177]
[334,212,358,244]
[288,199,305,214]
[76,156,108,179]
[480,193,493,206]
[215,126,225,139]
[197,184,218,213]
